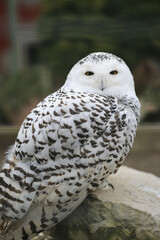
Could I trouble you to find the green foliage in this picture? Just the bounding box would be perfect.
[0,67,52,123]
[42,0,160,18]
[143,78,160,108]
[39,0,160,88]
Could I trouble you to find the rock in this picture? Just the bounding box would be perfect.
[35,166,160,240]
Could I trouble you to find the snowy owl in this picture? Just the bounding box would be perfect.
[0,52,140,240]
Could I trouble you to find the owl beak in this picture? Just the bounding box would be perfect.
[100,79,105,91]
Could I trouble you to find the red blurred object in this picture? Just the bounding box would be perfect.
[0,0,10,71]
[18,2,41,23]
[0,0,10,54]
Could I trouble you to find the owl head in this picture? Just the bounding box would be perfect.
[64,52,137,98]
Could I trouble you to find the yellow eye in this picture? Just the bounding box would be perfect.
[85,71,94,76]
[110,70,118,75]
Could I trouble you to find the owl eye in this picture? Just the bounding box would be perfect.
[85,71,94,76]
[110,70,118,75]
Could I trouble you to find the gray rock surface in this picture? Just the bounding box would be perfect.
[34,166,160,240]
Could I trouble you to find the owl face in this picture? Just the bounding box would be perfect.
[64,52,136,97]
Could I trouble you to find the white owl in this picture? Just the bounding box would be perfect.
[0,52,140,240]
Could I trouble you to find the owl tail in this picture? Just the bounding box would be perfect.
[2,190,87,240]
[0,151,37,239]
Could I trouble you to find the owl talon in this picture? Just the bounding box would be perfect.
[98,181,114,191]
[107,182,114,191]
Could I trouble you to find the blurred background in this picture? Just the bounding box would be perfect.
[0,0,160,176]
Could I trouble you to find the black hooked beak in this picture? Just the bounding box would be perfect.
[101,80,105,91]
